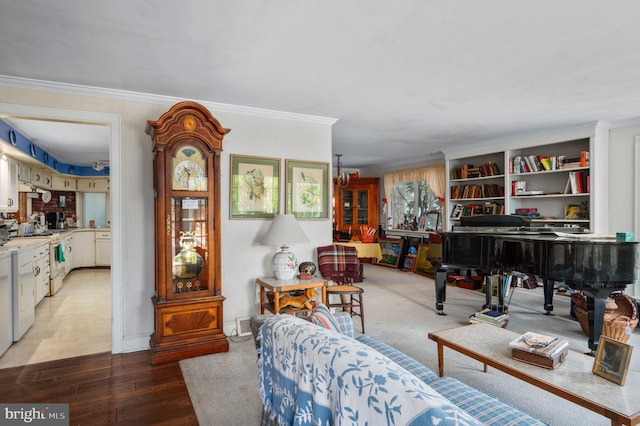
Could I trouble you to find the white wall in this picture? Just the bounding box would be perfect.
[609,123,640,297]
[0,83,335,352]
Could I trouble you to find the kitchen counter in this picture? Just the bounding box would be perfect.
[1,228,110,248]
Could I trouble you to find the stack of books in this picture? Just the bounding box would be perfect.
[468,308,509,326]
[509,331,569,369]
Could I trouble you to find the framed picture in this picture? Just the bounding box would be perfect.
[377,238,402,268]
[592,335,633,385]
[414,243,435,277]
[285,159,329,219]
[450,204,463,219]
[402,254,416,272]
[58,194,67,208]
[425,211,439,231]
[230,155,280,219]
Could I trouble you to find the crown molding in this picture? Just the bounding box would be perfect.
[0,74,338,126]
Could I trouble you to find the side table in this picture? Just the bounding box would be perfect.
[256,276,328,314]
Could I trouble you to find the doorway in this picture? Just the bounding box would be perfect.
[0,102,122,367]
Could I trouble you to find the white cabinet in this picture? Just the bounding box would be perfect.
[52,175,76,191]
[30,168,53,190]
[17,162,31,183]
[74,230,96,268]
[0,157,18,212]
[33,243,50,305]
[77,178,110,192]
[445,122,609,233]
[95,231,111,266]
[62,234,74,277]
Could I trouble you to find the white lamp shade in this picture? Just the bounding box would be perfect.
[263,214,309,280]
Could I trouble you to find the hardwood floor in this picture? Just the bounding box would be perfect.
[0,350,198,425]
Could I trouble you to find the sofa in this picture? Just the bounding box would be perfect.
[252,308,546,426]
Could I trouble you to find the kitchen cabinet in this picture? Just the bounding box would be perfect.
[62,234,74,277]
[31,168,53,190]
[0,157,18,212]
[52,175,76,191]
[17,162,31,183]
[33,243,50,305]
[77,178,110,192]
[333,177,379,240]
[0,251,11,357]
[73,230,95,268]
[95,231,111,266]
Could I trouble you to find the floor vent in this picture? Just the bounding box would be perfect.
[236,317,252,337]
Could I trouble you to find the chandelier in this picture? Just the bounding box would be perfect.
[335,153,350,188]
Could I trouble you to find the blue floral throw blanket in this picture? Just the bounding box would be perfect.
[258,315,481,426]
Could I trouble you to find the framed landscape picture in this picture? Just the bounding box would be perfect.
[414,243,435,277]
[285,159,329,219]
[230,155,280,219]
[377,238,402,268]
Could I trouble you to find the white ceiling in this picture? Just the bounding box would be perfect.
[1,1,640,169]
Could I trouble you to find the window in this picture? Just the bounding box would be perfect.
[83,192,107,228]
[391,180,442,229]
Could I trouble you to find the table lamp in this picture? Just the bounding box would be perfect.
[262,214,310,280]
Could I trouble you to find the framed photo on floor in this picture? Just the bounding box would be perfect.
[230,155,280,219]
[414,243,435,277]
[377,238,402,268]
[592,335,633,385]
[285,159,329,219]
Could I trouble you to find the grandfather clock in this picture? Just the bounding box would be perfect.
[146,101,230,364]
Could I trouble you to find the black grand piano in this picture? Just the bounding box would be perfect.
[435,215,639,351]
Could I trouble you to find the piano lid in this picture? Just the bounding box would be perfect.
[453,214,586,234]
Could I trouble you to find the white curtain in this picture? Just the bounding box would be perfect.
[383,165,446,208]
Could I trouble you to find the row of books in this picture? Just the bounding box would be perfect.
[450,183,504,199]
[509,331,569,369]
[510,151,588,174]
[564,171,590,194]
[450,203,506,219]
[450,162,501,180]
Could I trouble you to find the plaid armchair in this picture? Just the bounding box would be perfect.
[316,244,362,284]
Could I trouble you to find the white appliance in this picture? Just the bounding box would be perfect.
[0,249,12,356]
[12,246,35,341]
[49,236,65,295]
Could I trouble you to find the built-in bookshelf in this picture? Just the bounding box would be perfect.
[448,152,506,222]
[445,122,609,232]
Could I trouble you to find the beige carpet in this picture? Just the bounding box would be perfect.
[181,264,639,425]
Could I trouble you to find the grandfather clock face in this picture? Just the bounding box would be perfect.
[172,145,208,191]
[169,143,210,295]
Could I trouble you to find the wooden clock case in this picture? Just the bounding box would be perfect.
[146,101,230,364]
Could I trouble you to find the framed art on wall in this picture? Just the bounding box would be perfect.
[285,159,329,219]
[230,155,280,219]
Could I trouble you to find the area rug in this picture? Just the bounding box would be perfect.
[181,264,638,425]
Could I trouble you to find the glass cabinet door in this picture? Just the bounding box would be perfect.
[341,189,354,225]
[357,189,369,224]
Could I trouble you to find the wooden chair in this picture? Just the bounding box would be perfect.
[317,245,365,333]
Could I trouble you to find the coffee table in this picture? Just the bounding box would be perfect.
[428,323,640,426]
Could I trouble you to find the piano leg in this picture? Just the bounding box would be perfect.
[583,288,609,352]
[435,265,448,315]
[543,279,554,313]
